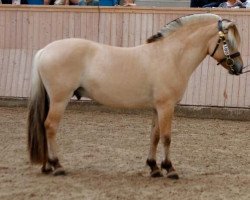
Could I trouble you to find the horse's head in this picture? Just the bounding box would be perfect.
[209,19,243,75]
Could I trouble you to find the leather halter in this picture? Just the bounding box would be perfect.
[210,20,241,73]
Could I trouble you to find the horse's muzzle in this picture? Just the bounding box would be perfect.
[229,62,243,75]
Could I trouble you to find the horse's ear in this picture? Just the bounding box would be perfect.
[222,20,235,33]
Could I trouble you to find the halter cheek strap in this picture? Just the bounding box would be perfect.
[210,37,222,57]
[210,20,224,57]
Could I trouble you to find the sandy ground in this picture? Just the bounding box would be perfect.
[0,105,249,200]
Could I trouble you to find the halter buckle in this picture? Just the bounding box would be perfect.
[218,31,225,38]
[226,57,235,67]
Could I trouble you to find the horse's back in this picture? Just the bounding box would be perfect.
[34,38,153,108]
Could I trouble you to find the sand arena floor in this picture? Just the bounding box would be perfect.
[0,105,249,200]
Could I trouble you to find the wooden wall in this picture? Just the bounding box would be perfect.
[0,6,249,108]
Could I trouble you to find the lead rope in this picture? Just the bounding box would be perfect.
[243,70,250,74]
[243,64,250,70]
[242,64,250,74]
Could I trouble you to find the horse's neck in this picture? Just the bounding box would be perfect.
[163,22,217,80]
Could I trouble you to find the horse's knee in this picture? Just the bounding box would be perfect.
[151,112,160,146]
[153,133,160,146]
[161,135,171,146]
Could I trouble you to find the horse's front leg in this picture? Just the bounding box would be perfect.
[157,103,179,179]
[146,109,163,177]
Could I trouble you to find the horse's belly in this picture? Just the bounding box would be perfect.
[83,81,153,108]
[97,89,152,108]
[95,93,152,108]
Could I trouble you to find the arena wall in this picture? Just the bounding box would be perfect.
[0,6,249,108]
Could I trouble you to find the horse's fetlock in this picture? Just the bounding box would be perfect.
[146,159,157,168]
[48,157,59,166]
[147,159,161,172]
[41,164,53,174]
[161,160,173,172]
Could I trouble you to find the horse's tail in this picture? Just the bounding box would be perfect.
[27,49,49,164]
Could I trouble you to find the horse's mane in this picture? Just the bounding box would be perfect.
[147,13,221,43]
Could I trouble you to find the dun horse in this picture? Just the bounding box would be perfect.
[28,13,243,178]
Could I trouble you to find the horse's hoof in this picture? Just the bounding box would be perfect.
[167,171,179,179]
[53,168,66,176]
[41,165,53,174]
[150,170,163,178]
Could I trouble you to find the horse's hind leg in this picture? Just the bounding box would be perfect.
[43,96,70,176]
[146,109,163,177]
[157,103,179,179]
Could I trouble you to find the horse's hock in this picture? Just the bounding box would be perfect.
[0,6,249,118]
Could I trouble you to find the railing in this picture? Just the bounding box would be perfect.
[0,5,249,108]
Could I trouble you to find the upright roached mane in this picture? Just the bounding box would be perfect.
[147,14,241,47]
[27,13,243,178]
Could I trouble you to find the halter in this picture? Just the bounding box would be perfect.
[210,20,241,74]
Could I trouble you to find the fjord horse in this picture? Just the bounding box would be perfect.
[28,13,243,178]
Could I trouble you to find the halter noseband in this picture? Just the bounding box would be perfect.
[210,20,241,73]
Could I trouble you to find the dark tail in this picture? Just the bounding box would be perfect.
[27,50,49,164]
